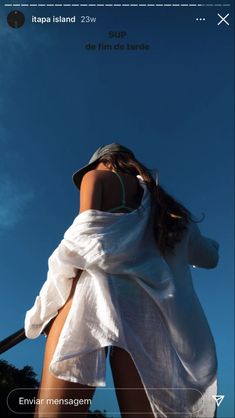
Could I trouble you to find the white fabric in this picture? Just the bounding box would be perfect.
[24,175,219,417]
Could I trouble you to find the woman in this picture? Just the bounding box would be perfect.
[26,143,219,418]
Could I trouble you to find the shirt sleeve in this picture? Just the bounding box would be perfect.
[187,222,219,269]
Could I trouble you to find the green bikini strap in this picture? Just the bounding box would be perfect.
[112,171,126,206]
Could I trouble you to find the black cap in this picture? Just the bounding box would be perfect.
[72,143,135,189]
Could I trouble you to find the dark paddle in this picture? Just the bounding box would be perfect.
[0,328,27,355]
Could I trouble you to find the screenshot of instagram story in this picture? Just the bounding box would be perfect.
[0,1,234,417]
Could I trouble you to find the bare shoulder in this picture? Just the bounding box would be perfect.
[80,169,102,184]
[79,170,103,213]
[80,169,117,188]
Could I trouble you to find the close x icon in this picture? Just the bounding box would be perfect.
[217,13,230,26]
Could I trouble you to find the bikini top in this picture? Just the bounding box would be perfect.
[107,171,137,213]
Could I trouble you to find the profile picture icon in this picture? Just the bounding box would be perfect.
[7,10,25,29]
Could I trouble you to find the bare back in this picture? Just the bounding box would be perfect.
[97,170,144,213]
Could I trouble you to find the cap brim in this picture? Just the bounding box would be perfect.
[72,161,98,190]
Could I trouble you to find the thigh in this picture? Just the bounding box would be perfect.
[35,276,96,418]
[109,346,155,418]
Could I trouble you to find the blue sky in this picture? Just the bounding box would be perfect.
[0,2,234,417]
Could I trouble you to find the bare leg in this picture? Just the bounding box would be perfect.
[109,346,155,418]
[35,272,96,418]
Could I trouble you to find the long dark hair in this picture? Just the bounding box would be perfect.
[97,151,203,256]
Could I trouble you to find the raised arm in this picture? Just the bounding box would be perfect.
[187,222,219,269]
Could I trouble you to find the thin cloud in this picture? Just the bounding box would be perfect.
[0,13,53,230]
[0,174,34,229]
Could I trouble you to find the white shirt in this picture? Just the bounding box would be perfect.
[24,175,219,418]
